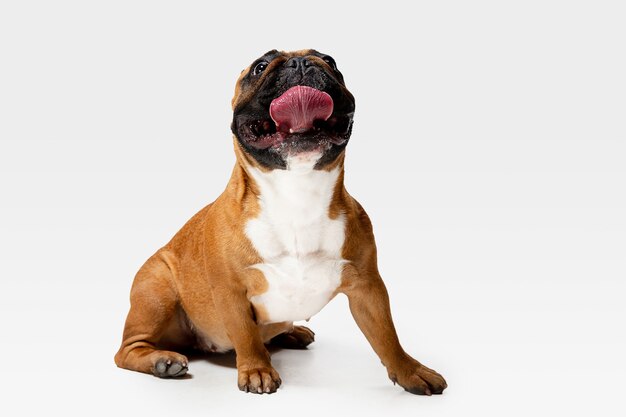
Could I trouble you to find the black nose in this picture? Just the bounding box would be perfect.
[285,56,312,72]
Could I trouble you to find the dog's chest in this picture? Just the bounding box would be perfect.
[245,164,345,324]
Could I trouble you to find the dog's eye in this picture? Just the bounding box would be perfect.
[322,55,337,70]
[253,61,268,76]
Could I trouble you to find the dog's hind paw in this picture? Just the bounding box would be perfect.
[152,353,189,378]
[270,325,315,349]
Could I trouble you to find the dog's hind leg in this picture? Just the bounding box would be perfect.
[114,252,189,378]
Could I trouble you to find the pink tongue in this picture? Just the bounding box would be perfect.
[269,86,334,133]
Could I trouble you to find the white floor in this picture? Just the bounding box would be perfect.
[5,255,625,416]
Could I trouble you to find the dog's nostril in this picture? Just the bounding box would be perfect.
[285,57,310,71]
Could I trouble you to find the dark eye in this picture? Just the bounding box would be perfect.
[253,61,268,76]
[322,55,337,70]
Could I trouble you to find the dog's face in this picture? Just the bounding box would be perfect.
[231,50,355,169]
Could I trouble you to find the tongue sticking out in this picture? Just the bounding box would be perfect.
[269,86,334,134]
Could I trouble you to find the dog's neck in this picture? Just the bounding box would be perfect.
[250,155,340,214]
[228,141,346,219]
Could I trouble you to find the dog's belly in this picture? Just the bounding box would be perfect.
[250,253,345,323]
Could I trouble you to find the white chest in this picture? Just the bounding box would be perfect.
[245,157,346,323]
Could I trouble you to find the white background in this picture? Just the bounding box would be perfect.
[1,1,625,415]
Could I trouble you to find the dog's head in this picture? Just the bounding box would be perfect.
[231,50,355,170]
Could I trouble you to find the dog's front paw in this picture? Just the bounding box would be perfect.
[389,361,447,395]
[238,366,282,394]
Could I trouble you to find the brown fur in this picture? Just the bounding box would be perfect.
[115,50,447,395]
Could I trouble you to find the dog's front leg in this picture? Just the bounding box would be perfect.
[211,285,281,394]
[341,274,447,395]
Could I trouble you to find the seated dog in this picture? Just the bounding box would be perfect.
[114,49,447,395]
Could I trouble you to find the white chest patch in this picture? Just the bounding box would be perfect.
[245,153,346,323]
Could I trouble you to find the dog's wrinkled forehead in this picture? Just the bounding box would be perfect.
[231,49,340,110]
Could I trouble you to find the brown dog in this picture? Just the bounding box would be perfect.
[114,49,447,395]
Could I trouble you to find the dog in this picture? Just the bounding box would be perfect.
[114,49,447,395]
